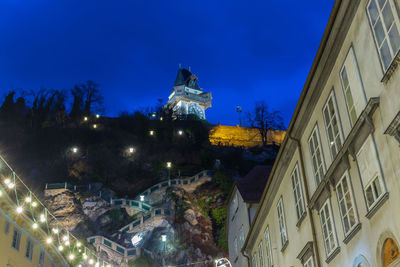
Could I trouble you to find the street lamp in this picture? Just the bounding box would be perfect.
[161,234,167,252]
[93,124,97,129]
[84,116,88,122]
[149,130,154,136]
[140,195,145,202]
[72,147,78,153]
[96,114,100,118]
[166,162,172,180]
[178,130,183,135]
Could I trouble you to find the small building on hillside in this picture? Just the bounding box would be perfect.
[227,165,272,267]
[164,67,212,120]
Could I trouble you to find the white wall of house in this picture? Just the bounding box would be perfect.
[244,0,400,266]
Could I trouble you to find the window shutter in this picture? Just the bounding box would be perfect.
[343,47,366,116]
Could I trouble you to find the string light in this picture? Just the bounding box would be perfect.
[62,235,69,241]
[83,254,88,260]
[89,259,94,265]
[25,196,32,203]
[68,253,75,260]
[46,237,53,244]
[65,240,70,246]
[58,245,64,251]
[95,262,100,267]
[31,201,37,207]
[4,178,11,185]
[16,206,23,214]
[7,182,15,189]
[0,190,2,197]
[40,214,46,222]
[52,228,59,234]
[77,241,81,247]
[32,223,38,229]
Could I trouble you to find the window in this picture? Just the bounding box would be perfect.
[291,164,306,221]
[258,241,264,267]
[39,250,45,267]
[12,228,21,250]
[340,67,358,125]
[367,0,400,70]
[277,197,288,247]
[308,125,326,186]
[319,200,338,256]
[233,237,238,258]
[356,135,386,209]
[304,256,315,267]
[264,226,273,267]
[4,220,10,234]
[252,253,258,267]
[231,192,238,219]
[336,172,358,236]
[323,92,343,159]
[239,225,245,249]
[25,239,34,260]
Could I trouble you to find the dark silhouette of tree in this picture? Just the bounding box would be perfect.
[70,86,85,120]
[246,101,285,146]
[70,81,104,119]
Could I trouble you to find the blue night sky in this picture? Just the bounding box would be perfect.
[0,0,334,126]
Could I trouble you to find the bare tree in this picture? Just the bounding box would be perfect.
[246,101,285,146]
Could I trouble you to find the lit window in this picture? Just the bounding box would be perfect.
[264,226,273,267]
[367,0,400,70]
[308,125,326,186]
[277,197,288,247]
[291,163,306,221]
[11,228,21,250]
[304,255,315,267]
[323,92,343,159]
[25,239,34,260]
[319,200,338,256]
[258,241,264,266]
[336,171,358,236]
[356,135,386,209]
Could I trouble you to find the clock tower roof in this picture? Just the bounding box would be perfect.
[174,67,202,91]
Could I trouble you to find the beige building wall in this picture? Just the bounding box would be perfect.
[243,0,400,266]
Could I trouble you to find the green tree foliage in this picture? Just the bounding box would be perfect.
[218,224,228,250]
[211,206,227,226]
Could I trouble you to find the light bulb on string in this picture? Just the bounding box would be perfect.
[58,245,63,251]
[25,196,31,203]
[89,259,94,265]
[31,201,37,207]
[32,223,38,229]
[16,206,23,214]
[77,241,81,247]
[83,254,88,260]
[52,228,59,234]
[95,262,99,267]
[46,237,53,244]
[62,235,69,241]
[7,182,15,189]
[65,240,70,246]
[68,253,75,260]
[4,178,10,185]
[0,190,2,197]
[40,214,46,222]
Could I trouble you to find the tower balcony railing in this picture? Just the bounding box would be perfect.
[168,91,212,105]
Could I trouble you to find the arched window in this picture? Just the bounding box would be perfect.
[353,255,369,267]
[383,238,400,267]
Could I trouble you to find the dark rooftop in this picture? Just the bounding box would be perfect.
[173,68,202,90]
[236,165,272,203]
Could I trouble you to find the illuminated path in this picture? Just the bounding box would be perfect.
[86,170,213,265]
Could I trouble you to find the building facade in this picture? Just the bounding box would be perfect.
[164,67,212,120]
[242,0,400,267]
[227,166,272,267]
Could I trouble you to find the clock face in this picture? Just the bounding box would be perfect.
[188,102,205,120]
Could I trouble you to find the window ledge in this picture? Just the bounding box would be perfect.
[343,223,362,244]
[281,240,289,253]
[296,211,307,228]
[325,246,341,264]
[381,49,400,83]
[366,192,389,219]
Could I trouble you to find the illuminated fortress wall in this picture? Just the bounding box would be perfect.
[209,124,285,148]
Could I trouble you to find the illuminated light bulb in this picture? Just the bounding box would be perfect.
[52,228,59,234]
[40,214,46,222]
[32,223,38,229]
[160,117,163,121]
[93,124,97,129]
[0,190,3,197]
[96,114,100,118]
[72,147,78,153]
[58,245,63,251]
[31,201,37,207]
[129,147,134,153]
[95,262,99,267]
[25,196,32,203]
[78,248,81,252]
[46,237,53,244]
[89,259,94,264]
[68,253,75,260]
[16,206,23,214]
[83,254,87,260]
[8,182,15,189]
[65,240,70,246]
[78,265,82,267]
[62,235,69,241]
[149,130,154,136]
[178,130,183,135]
[166,162,172,168]
[4,178,10,185]
[84,117,88,121]
[76,241,81,247]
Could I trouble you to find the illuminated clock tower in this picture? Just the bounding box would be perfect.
[165,67,212,120]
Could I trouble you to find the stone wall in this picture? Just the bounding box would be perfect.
[208,124,285,148]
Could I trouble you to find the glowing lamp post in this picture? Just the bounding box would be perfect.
[161,234,167,252]
[166,162,172,180]
[178,130,183,135]
[140,195,145,202]
[72,147,78,153]
[129,147,134,153]
[149,130,154,136]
